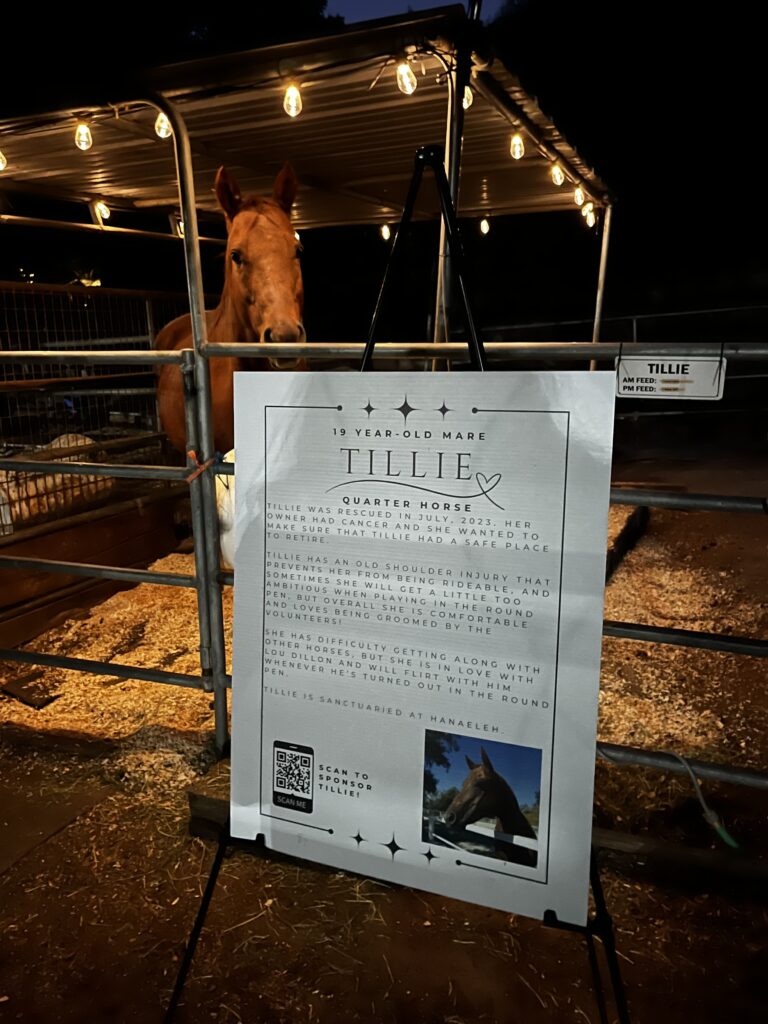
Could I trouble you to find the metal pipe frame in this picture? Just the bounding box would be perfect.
[603,620,768,657]
[199,340,768,361]
[181,348,215,684]
[0,555,195,589]
[0,458,187,481]
[0,647,204,689]
[0,350,185,365]
[151,93,230,753]
[609,488,767,513]
[0,212,225,245]
[598,742,768,790]
[589,203,613,372]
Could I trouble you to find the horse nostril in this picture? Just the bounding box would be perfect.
[443,811,455,825]
[263,322,303,344]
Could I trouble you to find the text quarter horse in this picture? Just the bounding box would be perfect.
[156,165,305,454]
[444,747,538,867]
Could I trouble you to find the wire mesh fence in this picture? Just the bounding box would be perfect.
[0,281,199,537]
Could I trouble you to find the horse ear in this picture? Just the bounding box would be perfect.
[465,755,478,770]
[273,162,298,214]
[215,166,242,221]
[480,747,494,773]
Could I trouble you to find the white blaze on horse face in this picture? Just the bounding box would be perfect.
[227,204,304,345]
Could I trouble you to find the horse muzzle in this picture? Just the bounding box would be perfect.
[262,322,306,370]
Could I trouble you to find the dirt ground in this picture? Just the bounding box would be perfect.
[1,497,767,1023]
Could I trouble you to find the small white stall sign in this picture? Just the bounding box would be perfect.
[230,372,614,926]
[615,356,725,399]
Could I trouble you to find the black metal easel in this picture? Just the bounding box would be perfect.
[164,827,629,1023]
[360,144,487,372]
[165,146,630,1022]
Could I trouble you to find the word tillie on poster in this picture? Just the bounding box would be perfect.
[230,372,615,925]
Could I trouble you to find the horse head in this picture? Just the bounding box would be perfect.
[443,746,510,829]
[215,164,305,368]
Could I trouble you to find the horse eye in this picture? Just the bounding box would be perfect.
[230,250,243,266]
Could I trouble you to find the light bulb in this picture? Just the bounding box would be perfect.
[463,85,473,110]
[283,84,302,118]
[581,201,594,219]
[95,201,110,221]
[380,224,391,241]
[294,231,301,242]
[75,123,92,151]
[0,150,7,172]
[154,112,172,139]
[551,163,565,186]
[396,62,418,96]
[574,186,585,206]
[510,133,525,160]
[479,218,490,235]
[585,208,596,228]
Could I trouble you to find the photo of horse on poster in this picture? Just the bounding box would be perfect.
[422,731,542,868]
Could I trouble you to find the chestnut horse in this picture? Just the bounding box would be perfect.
[156,165,305,453]
[443,747,538,867]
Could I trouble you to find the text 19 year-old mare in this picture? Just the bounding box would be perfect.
[444,747,538,867]
[155,164,306,454]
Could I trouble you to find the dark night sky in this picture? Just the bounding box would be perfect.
[1,0,765,340]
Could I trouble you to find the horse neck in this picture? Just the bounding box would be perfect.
[493,782,535,838]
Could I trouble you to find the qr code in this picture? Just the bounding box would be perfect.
[274,747,313,796]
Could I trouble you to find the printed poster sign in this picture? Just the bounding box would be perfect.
[230,372,615,925]
[615,355,726,399]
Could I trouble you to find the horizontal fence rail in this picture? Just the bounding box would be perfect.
[597,742,768,790]
[200,340,768,361]
[0,458,188,481]
[603,620,768,657]
[0,647,205,690]
[610,488,768,514]
[0,555,196,589]
[0,350,185,365]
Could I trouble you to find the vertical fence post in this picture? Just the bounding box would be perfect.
[180,349,213,682]
[152,94,230,754]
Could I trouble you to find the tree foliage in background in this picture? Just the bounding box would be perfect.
[423,731,460,796]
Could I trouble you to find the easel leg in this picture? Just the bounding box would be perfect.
[589,853,631,1024]
[164,831,229,1023]
[584,926,611,1024]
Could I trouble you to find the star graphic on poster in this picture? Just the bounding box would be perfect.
[423,848,438,864]
[382,834,406,859]
[394,395,417,423]
[436,401,451,419]
[362,400,376,417]
[351,831,366,846]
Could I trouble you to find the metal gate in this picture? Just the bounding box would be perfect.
[1,99,766,814]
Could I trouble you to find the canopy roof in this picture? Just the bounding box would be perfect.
[0,6,607,232]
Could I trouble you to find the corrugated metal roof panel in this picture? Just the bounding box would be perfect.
[0,8,607,231]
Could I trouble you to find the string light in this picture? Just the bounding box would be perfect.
[94,201,110,221]
[462,86,473,110]
[294,231,301,242]
[283,84,303,118]
[581,201,596,227]
[396,62,418,95]
[154,112,172,139]
[0,150,7,172]
[509,133,525,160]
[479,217,490,235]
[574,186,585,207]
[380,224,391,241]
[550,163,565,187]
[75,123,92,151]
